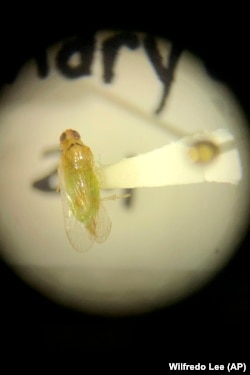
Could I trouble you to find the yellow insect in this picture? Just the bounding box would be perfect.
[58,129,112,252]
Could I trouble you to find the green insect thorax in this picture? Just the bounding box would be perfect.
[63,144,101,224]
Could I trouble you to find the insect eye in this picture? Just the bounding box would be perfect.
[71,130,80,139]
[60,132,67,142]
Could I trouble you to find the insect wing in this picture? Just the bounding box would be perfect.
[58,164,94,252]
[90,203,112,244]
[58,164,112,251]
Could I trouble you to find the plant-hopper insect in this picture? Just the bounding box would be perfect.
[58,129,112,252]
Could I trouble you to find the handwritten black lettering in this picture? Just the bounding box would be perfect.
[143,35,183,113]
[32,168,58,193]
[102,32,139,83]
[123,188,134,208]
[56,35,95,79]
[5,32,182,114]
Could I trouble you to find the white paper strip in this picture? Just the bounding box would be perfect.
[101,129,242,188]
